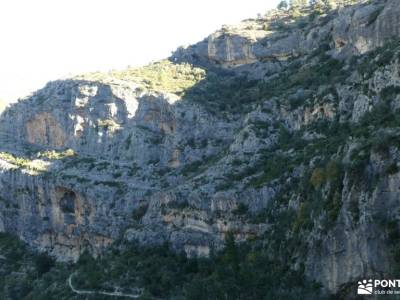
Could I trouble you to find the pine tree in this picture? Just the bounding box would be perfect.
[222,232,239,270]
[277,0,289,10]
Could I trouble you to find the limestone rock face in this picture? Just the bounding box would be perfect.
[0,162,119,261]
[330,1,400,56]
[306,175,393,292]
[2,0,400,296]
[172,0,400,67]
[26,112,67,148]
[0,78,238,261]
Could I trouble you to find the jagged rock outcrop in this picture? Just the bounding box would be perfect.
[172,0,400,73]
[2,0,400,297]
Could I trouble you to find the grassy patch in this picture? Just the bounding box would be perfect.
[37,148,76,160]
[77,60,206,96]
[0,152,48,173]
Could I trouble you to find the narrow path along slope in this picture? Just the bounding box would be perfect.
[68,273,143,299]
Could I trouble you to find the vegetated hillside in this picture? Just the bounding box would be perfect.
[1,0,400,298]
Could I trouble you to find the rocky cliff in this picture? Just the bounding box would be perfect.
[1,0,400,297]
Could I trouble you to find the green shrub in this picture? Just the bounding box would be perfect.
[370,133,392,154]
[293,202,313,233]
[386,163,399,175]
[181,161,202,176]
[310,167,326,189]
[387,220,400,242]
[35,253,55,276]
[380,85,400,101]
[232,203,249,215]
[132,204,149,221]
[347,146,370,179]
[377,49,395,67]
[325,160,341,181]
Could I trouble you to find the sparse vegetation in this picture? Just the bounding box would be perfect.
[132,204,149,221]
[0,152,48,173]
[233,203,249,215]
[310,167,326,189]
[97,119,121,132]
[37,148,76,160]
[77,60,206,96]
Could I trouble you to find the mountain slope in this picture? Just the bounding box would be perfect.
[1,0,400,298]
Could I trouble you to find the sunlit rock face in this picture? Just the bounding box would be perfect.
[0,77,237,261]
[26,112,67,148]
[173,0,400,67]
[2,0,400,295]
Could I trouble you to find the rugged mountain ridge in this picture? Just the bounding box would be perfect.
[1,0,400,297]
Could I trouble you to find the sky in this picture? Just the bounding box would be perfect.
[0,0,280,102]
